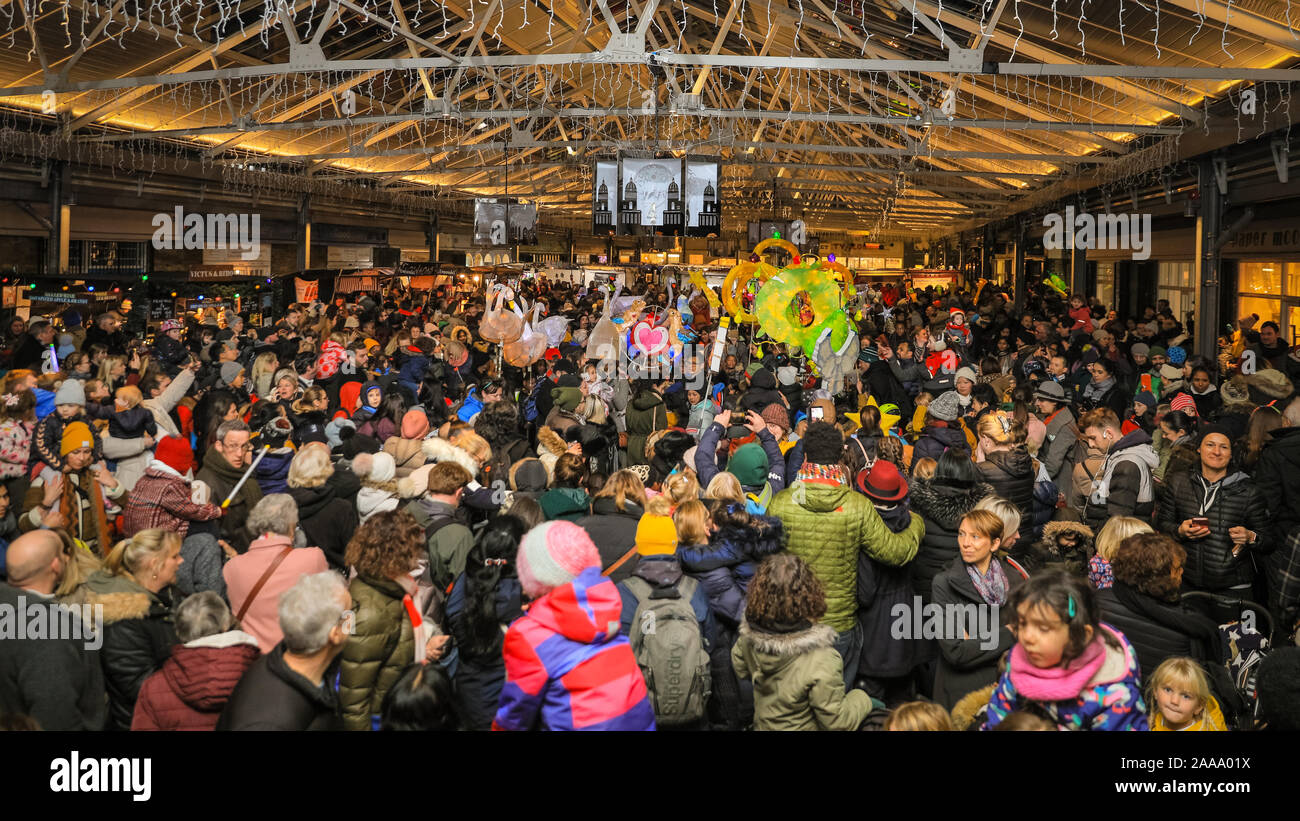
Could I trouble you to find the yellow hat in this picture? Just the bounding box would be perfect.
[61,421,93,456]
[635,514,679,556]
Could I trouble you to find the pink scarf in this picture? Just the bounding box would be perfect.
[1008,635,1106,701]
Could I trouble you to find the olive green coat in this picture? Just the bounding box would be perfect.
[767,480,924,632]
[625,391,666,467]
[339,574,414,731]
[731,620,870,731]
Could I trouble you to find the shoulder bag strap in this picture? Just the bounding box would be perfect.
[603,546,640,577]
[235,545,295,624]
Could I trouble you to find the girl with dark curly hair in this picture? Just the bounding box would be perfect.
[444,515,526,729]
[339,510,442,731]
[731,553,872,730]
[1095,532,1224,684]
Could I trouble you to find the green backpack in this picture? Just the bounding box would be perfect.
[623,575,712,727]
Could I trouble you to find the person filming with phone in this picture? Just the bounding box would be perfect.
[1156,425,1270,597]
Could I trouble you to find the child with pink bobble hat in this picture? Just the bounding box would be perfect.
[493,521,656,731]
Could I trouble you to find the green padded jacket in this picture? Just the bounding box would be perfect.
[339,574,415,731]
[767,480,924,633]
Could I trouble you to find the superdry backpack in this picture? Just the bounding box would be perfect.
[624,576,711,726]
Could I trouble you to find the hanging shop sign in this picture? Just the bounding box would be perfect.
[190,265,261,281]
[1224,220,1300,254]
[26,290,117,317]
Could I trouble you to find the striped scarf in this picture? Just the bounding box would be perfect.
[795,462,845,486]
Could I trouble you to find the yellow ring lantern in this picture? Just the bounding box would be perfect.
[752,237,801,265]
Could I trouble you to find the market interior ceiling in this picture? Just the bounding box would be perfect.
[1,0,1298,239]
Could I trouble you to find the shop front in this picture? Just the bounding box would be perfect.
[1223,214,1300,344]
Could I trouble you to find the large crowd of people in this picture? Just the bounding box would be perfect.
[1,276,1299,732]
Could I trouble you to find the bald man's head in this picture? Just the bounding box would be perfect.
[5,530,64,592]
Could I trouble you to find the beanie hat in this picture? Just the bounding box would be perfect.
[726,442,770,487]
[749,368,776,390]
[928,390,962,422]
[368,451,396,483]
[57,335,75,360]
[1133,391,1157,410]
[60,421,93,456]
[325,417,355,449]
[954,366,977,385]
[220,362,244,387]
[1159,363,1185,383]
[1130,342,1150,358]
[551,386,583,413]
[509,458,550,492]
[635,513,679,557]
[337,428,382,460]
[62,309,82,327]
[1170,392,1198,416]
[1167,345,1187,366]
[401,409,430,439]
[1197,423,1234,446]
[54,380,85,407]
[516,521,602,599]
[776,365,798,386]
[153,435,193,476]
[803,421,844,465]
[760,403,789,433]
[1148,345,1167,358]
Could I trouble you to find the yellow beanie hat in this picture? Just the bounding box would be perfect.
[635,514,679,556]
[61,421,93,456]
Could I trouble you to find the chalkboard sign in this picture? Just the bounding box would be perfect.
[149,299,176,321]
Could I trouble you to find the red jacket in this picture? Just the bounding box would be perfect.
[131,632,261,731]
[123,465,223,539]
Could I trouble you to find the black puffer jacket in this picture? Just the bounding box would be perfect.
[976,448,1036,552]
[83,572,178,731]
[575,496,645,582]
[1254,425,1300,545]
[1155,466,1271,592]
[908,477,993,603]
[288,483,360,570]
[1094,584,1223,685]
[931,555,1025,710]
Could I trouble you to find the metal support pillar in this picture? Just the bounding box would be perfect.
[1194,156,1223,361]
[1013,226,1027,313]
[296,195,312,271]
[45,161,67,276]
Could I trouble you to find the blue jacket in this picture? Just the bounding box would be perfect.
[676,515,785,625]
[693,422,786,495]
[396,353,431,395]
[254,448,295,495]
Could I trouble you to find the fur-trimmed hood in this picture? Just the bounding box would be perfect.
[536,425,567,458]
[82,570,166,624]
[738,618,837,664]
[909,476,993,530]
[951,683,996,730]
[421,435,480,477]
[1040,520,1094,543]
